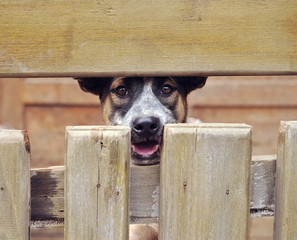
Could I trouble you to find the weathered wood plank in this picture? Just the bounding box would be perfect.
[130,164,160,223]
[159,123,251,240]
[250,155,275,217]
[0,79,24,129]
[64,126,130,240]
[274,121,297,240]
[0,130,30,239]
[189,76,297,107]
[0,0,296,77]
[23,78,99,105]
[31,166,64,221]
[30,155,276,228]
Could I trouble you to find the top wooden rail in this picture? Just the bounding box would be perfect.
[0,0,296,77]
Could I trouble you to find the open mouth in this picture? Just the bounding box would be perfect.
[131,138,161,164]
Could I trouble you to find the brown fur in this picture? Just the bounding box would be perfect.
[102,95,112,124]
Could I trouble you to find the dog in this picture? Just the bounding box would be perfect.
[76,76,207,239]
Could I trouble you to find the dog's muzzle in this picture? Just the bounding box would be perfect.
[131,116,162,165]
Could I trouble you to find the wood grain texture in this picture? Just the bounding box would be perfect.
[0,80,2,124]
[30,155,276,228]
[130,164,160,223]
[189,76,297,107]
[0,79,24,129]
[26,106,103,168]
[31,166,64,221]
[23,78,98,105]
[0,130,30,240]
[65,126,130,240]
[274,121,297,240]
[159,123,252,240]
[0,0,296,77]
[250,155,275,217]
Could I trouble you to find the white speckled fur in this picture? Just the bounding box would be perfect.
[111,79,176,127]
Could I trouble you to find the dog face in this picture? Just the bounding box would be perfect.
[76,76,207,165]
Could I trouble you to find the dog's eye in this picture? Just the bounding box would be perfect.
[113,86,128,96]
[161,84,174,95]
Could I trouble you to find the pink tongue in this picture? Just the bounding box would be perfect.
[133,142,158,156]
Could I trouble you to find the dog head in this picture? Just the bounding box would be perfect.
[76,76,207,165]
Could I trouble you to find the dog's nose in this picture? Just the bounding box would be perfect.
[132,117,160,137]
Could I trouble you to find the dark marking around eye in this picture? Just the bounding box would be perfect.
[113,86,128,97]
[109,78,145,120]
[161,84,175,95]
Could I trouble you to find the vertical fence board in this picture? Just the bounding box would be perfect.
[65,126,130,240]
[160,123,252,240]
[274,121,297,240]
[0,130,30,240]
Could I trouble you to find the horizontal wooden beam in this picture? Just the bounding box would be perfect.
[189,76,297,107]
[30,155,276,229]
[22,79,98,105]
[0,0,296,77]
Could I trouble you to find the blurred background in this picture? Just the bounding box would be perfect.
[1,76,297,239]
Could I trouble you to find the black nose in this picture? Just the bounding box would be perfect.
[132,117,160,137]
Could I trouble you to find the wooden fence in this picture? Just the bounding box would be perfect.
[1,0,296,77]
[1,0,296,239]
[0,122,296,239]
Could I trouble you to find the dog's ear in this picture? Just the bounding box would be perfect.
[74,78,113,98]
[173,76,207,95]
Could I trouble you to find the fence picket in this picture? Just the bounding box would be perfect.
[1,122,297,239]
[160,123,252,240]
[64,126,130,240]
[274,121,297,240]
[0,130,30,240]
